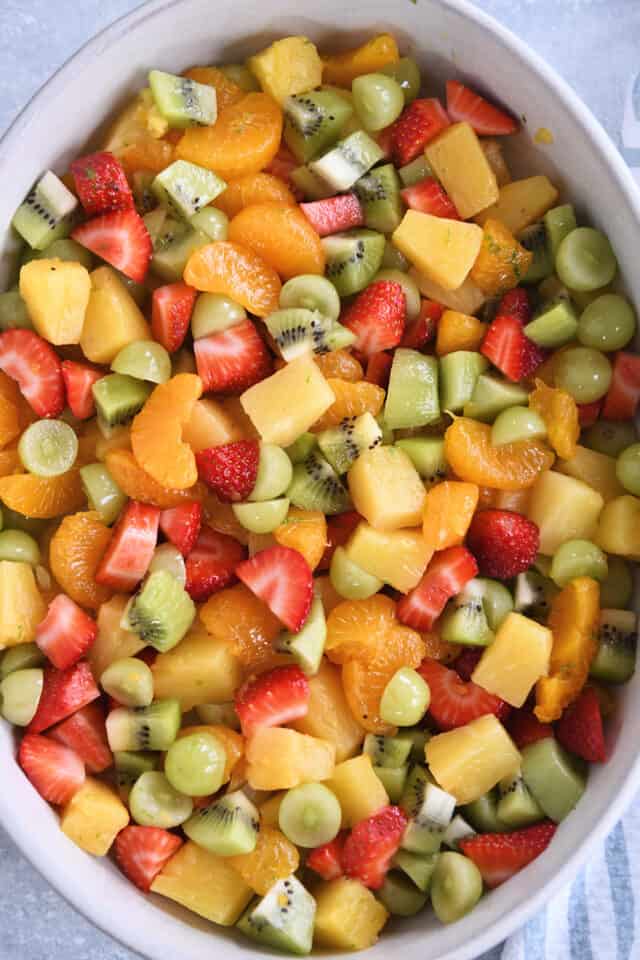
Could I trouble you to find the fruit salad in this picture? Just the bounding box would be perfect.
[0,29,638,955]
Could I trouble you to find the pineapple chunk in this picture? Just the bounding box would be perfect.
[60,777,129,856]
[151,621,242,711]
[596,495,640,559]
[182,397,245,451]
[259,792,286,827]
[246,727,335,790]
[526,470,604,555]
[481,138,512,186]
[240,354,335,447]
[556,445,624,503]
[393,211,483,291]
[409,268,486,315]
[151,841,253,925]
[345,523,432,593]
[313,877,389,950]
[0,561,46,650]
[472,612,552,707]
[292,659,365,762]
[80,267,151,364]
[348,445,426,530]
[425,122,499,219]
[326,754,389,827]
[322,34,399,86]
[102,89,168,153]
[476,176,559,233]
[426,714,521,804]
[249,36,323,104]
[19,259,90,345]
[88,594,145,680]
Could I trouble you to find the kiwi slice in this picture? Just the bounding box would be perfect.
[286,452,351,515]
[151,217,209,282]
[285,433,317,465]
[284,90,353,163]
[400,763,431,815]
[184,788,259,855]
[378,872,428,917]
[514,570,557,621]
[114,749,158,800]
[152,160,226,220]
[395,438,447,487]
[497,770,544,828]
[105,698,181,752]
[317,412,383,474]
[279,275,341,322]
[590,608,637,684]
[310,130,384,192]
[290,165,335,200]
[323,228,385,297]
[462,789,508,833]
[374,765,408,803]
[143,207,168,245]
[440,351,489,414]
[265,308,355,361]
[385,349,440,429]
[125,570,196,653]
[354,163,404,234]
[22,237,94,271]
[401,781,456,855]
[393,850,438,893]
[238,875,316,956]
[519,223,554,284]
[0,290,33,331]
[521,738,587,822]
[442,814,476,850]
[148,70,216,128]
[396,728,431,764]
[12,171,78,250]
[92,374,152,427]
[275,595,326,674]
[440,598,493,647]
[132,171,157,214]
[364,733,412,769]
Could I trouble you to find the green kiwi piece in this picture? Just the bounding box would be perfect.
[395,438,447,487]
[398,155,433,187]
[189,206,228,241]
[323,228,385,297]
[143,207,168,245]
[380,57,422,104]
[250,444,293,501]
[22,237,94,271]
[524,298,578,348]
[184,788,259,855]
[364,733,412,769]
[473,578,514,631]
[129,770,193,828]
[330,546,383,600]
[393,850,438,893]
[148,544,186,585]
[0,668,43,725]
[590,608,637,684]
[285,433,317,465]
[461,789,508,833]
[105,698,181,752]
[310,130,384,192]
[232,498,290,534]
[132,171,157,215]
[265,308,354,361]
[12,171,78,250]
[237,875,316,955]
[290,165,335,200]
[373,765,409,803]
[401,780,456,855]
[514,571,557,622]
[521,738,587,822]
[279,275,341,322]
[401,763,431,814]
[519,223,554,284]
[125,570,196,653]
[354,163,403,234]
[152,160,226,220]
[151,217,210,282]
[275,595,326,675]
[317,412,383,474]
[378,872,427,916]
[114,750,158,800]
[284,90,353,163]
[287,452,351,515]
[440,351,488,413]
[92,374,152,427]
[381,239,410,271]
[148,70,216,128]
[385,349,440,429]
[599,556,634,608]
[440,598,493,647]
[497,770,544,828]
[463,373,529,422]
[0,642,45,679]
[0,290,33,331]
[442,814,476,850]
[396,728,431,763]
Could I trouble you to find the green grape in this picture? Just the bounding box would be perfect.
[129,771,193,828]
[80,462,127,525]
[583,419,637,457]
[232,498,290,534]
[249,444,293,501]
[616,443,640,496]
[374,269,421,321]
[380,57,421,104]
[18,419,78,477]
[278,782,342,847]
[219,63,260,92]
[550,539,608,587]
[0,642,44,679]
[279,274,341,321]
[599,555,634,608]
[0,530,40,565]
[491,406,547,446]
[190,207,228,241]
[100,657,154,708]
[0,668,43,726]
[164,732,227,797]
[352,73,405,132]
[577,294,636,352]
[330,546,383,599]
[430,852,483,924]
[112,340,171,384]
[379,667,430,726]
[556,227,617,292]
[554,347,612,403]
[191,293,245,339]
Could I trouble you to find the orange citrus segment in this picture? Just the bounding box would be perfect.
[229,826,300,895]
[0,392,20,449]
[423,480,479,551]
[312,379,385,431]
[131,374,202,490]
[182,66,245,113]
[0,371,36,432]
[529,379,579,460]
[321,34,400,86]
[199,582,282,673]
[444,417,555,490]
[105,448,204,508]
[119,137,174,176]
[0,470,86,519]
[49,511,113,610]
[273,508,327,570]
[215,172,296,219]
[315,350,364,382]
[469,218,533,297]
[421,628,461,664]
[0,446,21,477]
[228,202,325,279]
[326,594,399,664]
[183,241,281,317]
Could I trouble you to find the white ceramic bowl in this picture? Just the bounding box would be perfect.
[1,1,639,958]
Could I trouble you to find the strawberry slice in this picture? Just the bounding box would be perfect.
[507,707,553,750]
[28,661,100,734]
[235,664,310,737]
[555,686,606,763]
[467,509,539,579]
[446,80,518,136]
[72,208,152,283]
[390,98,450,166]
[35,594,97,670]
[397,546,479,631]
[299,195,364,236]
[185,525,246,602]
[497,288,531,324]
[194,318,272,394]
[418,658,509,730]
[341,280,406,355]
[375,125,395,159]
[61,360,103,420]
[482,314,546,382]
[453,648,484,682]
[364,351,393,388]
[95,500,160,592]
[342,806,408,890]
[236,545,313,632]
[0,329,65,418]
[318,510,362,571]
[307,834,346,881]
[18,733,85,805]
[401,299,442,349]
[602,352,640,420]
[159,501,202,557]
[196,440,260,503]
[401,177,460,219]
[50,702,113,773]
[70,151,134,216]
[460,821,556,888]
[151,282,197,354]
[577,400,602,428]
[115,825,182,892]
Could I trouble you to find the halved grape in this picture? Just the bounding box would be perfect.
[491,406,547,446]
[550,539,608,587]
[554,347,612,403]
[279,274,341,321]
[0,530,40,565]
[380,667,430,726]
[191,293,246,339]
[430,852,483,924]
[381,57,421,104]
[101,657,154,708]
[112,340,171,384]
[232,498,290,534]
[278,782,342,847]
[190,207,228,241]
[577,294,636,352]
[556,228,617,292]
[18,419,78,477]
[583,419,638,457]
[164,731,227,797]
[352,73,404,132]
[330,546,383,600]
[0,642,45,679]
[0,668,43,726]
[80,463,127,525]
[616,443,640,496]
[129,770,193,827]
[249,444,293,501]
[149,543,187,584]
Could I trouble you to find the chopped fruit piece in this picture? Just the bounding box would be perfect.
[35,594,97,670]
[342,805,408,889]
[71,151,134,215]
[61,361,102,420]
[195,319,272,395]
[526,471,604,556]
[151,841,252,925]
[459,821,556,888]
[200,581,281,672]
[235,665,310,737]
[184,241,281,317]
[29,661,100,733]
[184,525,246,602]
[245,726,335,791]
[49,510,114,609]
[50,702,112,773]
[578,401,602,428]
[159,502,202,556]
[466,510,539,579]
[345,524,432,593]
[348,445,426,531]
[229,825,300,895]
[151,282,197,353]
[444,418,554,491]
[307,835,345,880]
[556,445,623,503]
[427,713,520,804]
[312,378,383,432]
[596,495,640,559]
[300,194,364,236]
[325,593,398,664]
[292,659,365,762]
[401,299,442,349]
[315,350,363,383]
[0,329,64,418]
[476,177,559,234]
[327,754,389,827]
[507,708,552,750]
[60,776,129,856]
[418,659,508,731]
[236,544,313,631]
[72,209,152,283]
[471,612,552,707]
[436,310,485,356]
[216,171,296,218]
[115,825,183,892]
[105,448,201,509]
[313,876,389,951]
[151,621,241,711]
[131,373,202,490]
[18,733,85,805]
[249,36,322,104]
[397,547,479,632]
[389,99,450,166]
[0,560,47,650]
[19,259,91,346]
[482,314,546,383]
[364,351,393,387]
[95,501,160,592]
[393,211,483,292]
[341,280,406,355]
[401,177,460,219]
[411,270,486,316]
[529,379,579,460]
[602,352,640,420]
[446,81,518,136]
[470,219,533,297]
[196,440,259,502]
[183,66,244,112]
[422,481,479,552]
[228,202,325,280]
[555,686,606,763]
[274,508,327,571]
[322,33,399,86]
[425,122,499,220]
[81,267,151,365]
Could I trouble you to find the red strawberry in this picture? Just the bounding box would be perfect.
[602,352,640,420]
[115,826,182,892]
[35,594,97,670]
[397,546,479,631]
[375,125,395,159]
[507,708,553,750]
[194,319,272,394]
[18,734,85,805]
[460,821,556,889]
[236,545,313,632]
[264,145,303,199]
[185,525,246,602]
[72,208,152,283]
[418,658,509,730]
[342,806,408,889]
[364,351,393,388]
[467,510,539,579]
[482,314,546,382]
[151,282,197,353]
[577,400,602,428]
[390,98,450,166]
[299,194,364,236]
[401,177,460,219]
[196,440,260,503]
[235,665,310,737]
[401,299,442,349]
[497,288,531,325]
[555,686,606,763]
[341,280,406,355]
[453,648,483,682]
[70,151,134,215]
[318,510,362,571]
[307,834,345,881]
[61,360,103,419]
[0,329,65,418]
[50,702,112,773]
[159,501,202,557]
[28,661,100,734]
[446,80,519,136]
[95,501,160,591]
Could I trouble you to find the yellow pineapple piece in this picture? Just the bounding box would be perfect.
[151,841,253,925]
[556,445,624,503]
[526,470,604,555]
[595,495,640,559]
[80,267,151,364]
[19,259,90,345]
[88,594,145,680]
[481,139,512,186]
[0,560,46,650]
[425,122,499,219]
[249,36,322,104]
[322,34,399,86]
[151,621,242,711]
[241,354,335,447]
[313,877,389,950]
[410,268,486,315]
[102,89,168,153]
[60,777,129,856]
[327,754,388,827]
[348,445,426,530]
[476,176,559,233]
[246,727,335,791]
[426,714,521,805]
[472,612,552,707]
[259,792,286,827]
[292,659,365,762]
[182,397,246,452]
[345,523,432,593]
[393,211,484,291]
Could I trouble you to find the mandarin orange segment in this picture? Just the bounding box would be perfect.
[183,66,245,112]
[177,724,244,782]
[312,379,385,432]
[49,510,113,610]
[0,470,86,519]
[228,202,325,280]
[444,417,555,491]
[176,92,283,179]
[0,392,20,449]
[325,594,399,664]
[321,33,400,86]
[105,448,203,508]
[0,371,36,431]
[131,374,202,490]
[273,508,327,570]
[423,480,479,551]
[529,378,579,460]
[421,629,461,664]
[215,172,296,219]
[0,445,21,477]
[435,311,486,356]
[199,582,282,672]
[183,241,281,317]
[469,218,533,296]
[229,826,300,895]
[119,137,174,176]
[315,350,364,382]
